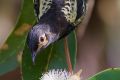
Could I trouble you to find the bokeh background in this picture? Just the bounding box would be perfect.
[0,0,120,80]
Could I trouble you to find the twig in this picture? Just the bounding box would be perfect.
[64,37,72,73]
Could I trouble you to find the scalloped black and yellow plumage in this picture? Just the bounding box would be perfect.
[27,0,86,63]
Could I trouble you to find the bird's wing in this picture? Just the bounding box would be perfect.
[73,0,86,26]
[33,0,52,21]
[61,0,77,24]
[61,0,86,26]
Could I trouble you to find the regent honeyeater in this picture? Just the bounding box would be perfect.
[27,0,86,63]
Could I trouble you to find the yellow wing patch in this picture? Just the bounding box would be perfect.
[33,0,52,20]
[61,0,77,23]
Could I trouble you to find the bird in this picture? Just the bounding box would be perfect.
[27,0,86,63]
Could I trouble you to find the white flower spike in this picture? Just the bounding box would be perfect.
[40,69,82,80]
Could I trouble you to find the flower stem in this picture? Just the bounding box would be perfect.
[64,37,72,73]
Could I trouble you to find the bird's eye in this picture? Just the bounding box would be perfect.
[38,34,48,46]
[40,37,44,42]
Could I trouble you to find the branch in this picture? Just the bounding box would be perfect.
[64,37,72,73]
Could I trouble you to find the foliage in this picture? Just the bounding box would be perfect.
[0,0,120,80]
[0,0,35,75]
[88,68,120,80]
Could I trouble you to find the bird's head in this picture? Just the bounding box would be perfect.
[27,24,57,63]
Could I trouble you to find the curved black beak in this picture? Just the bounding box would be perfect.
[31,52,37,64]
[31,48,43,64]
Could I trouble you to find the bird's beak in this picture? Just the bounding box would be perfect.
[31,46,42,64]
[32,52,37,64]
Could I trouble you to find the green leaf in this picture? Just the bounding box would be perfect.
[22,31,77,80]
[0,0,35,74]
[0,54,18,75]
[88,68,120,80]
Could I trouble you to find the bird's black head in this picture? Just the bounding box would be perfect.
[27,23,58,63]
